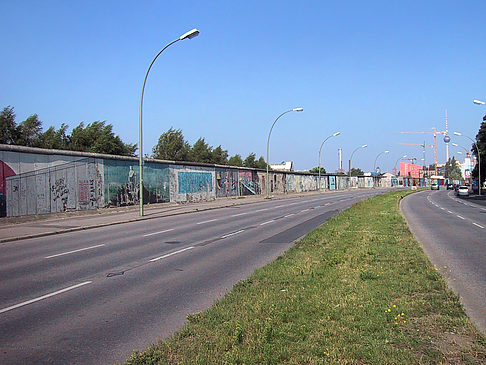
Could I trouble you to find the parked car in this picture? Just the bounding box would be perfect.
[456,186,469,196]
[431,183,439,190]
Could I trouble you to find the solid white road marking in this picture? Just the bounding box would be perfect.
[45,244,105,259]
[197,219,218,225]
[473,223,485,229]
[260,220,274,226]
[285,213,296,218]
[221,230,245,239]
[143,228,174,237]
[0,281,92,314]
[301,209,310,213]
[255,208,269,212]
[150,246,194,262]
[231,212,249,217]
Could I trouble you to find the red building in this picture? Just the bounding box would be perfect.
[399,162,423,178]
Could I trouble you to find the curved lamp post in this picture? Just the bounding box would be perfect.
[452,142,470,156]
[139,28,199,216]
[348,144,367,178]
[394,154,407,176]
[373,150,390,173]
[454,131,481,195]
[318,132,340,190]
[266,108,303,198]
[473,99,485,105]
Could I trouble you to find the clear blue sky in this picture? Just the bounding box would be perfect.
[1,1,485,173]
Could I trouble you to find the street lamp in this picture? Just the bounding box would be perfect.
[454,131,481,195]
[394,154,407,176]
[138,28,199,216]
[452,142,470,156]
[348,144,367,178]
[318,132,340,190]
[373,150,390,173]
[473,99,485,105]
[266,108,304,198]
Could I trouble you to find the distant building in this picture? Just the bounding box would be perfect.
[399,162,423,178]
[270,161,294,172]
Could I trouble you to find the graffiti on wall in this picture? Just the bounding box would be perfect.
[216,169,238,197]
[0,161,16,217]
[104,161,169,207]
[51,177,69,211]
[78,179,98,209]
[178,171,212,194]
[238,170,260,195]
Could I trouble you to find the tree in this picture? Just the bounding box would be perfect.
[69,121,136,156]
[16,114,43,147]
[37,124,70,150]
[350,167,364,176]
[212,145,228,165]
[228,154,243,167]
[243,153,257,168]
[152,127,190,161]
[0,106,18,144]
[444,157,463,180]
[189,137,213,163]
[309,166,326,174]
[255,156,267,169]
[472,121,486,188]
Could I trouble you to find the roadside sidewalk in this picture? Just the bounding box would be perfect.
[0,191,326,243]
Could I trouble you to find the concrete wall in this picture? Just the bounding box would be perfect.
[1,144,390,217]
[6,158,104,216]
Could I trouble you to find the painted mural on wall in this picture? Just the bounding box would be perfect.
[170,166,215,203]
[103,160,169,207]
[0,161,16,217]
[238,170,260,195]
[215,169,238,198]
[179,171,212,194]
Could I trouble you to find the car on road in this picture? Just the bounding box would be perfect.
[431,183,439,190]
[456,185,469,196]
[446,183,454,190]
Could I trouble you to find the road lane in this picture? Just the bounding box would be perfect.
[0,188,391,364]
[401,190,486,333]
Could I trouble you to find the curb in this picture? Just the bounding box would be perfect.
[0,196,276,243]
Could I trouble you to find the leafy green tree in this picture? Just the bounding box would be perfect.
[69,121,136,156]
[228,154,243,167]
[309,166,326,174]
[152,127,190,161]
[0,106,18,144]
[212,145,228,165]
[16,114,43,147]
[38,124,70,150]
[243,153,257,168]
[471,121,486,187]
[350,167,364,176]
[255,156,267,169]
[189,137,213,163]
[444,157,463,180]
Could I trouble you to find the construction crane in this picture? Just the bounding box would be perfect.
[397,110,450,169]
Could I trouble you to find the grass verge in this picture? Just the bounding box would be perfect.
[125,190,485,364]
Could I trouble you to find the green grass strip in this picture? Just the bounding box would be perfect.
[125,190,486,364]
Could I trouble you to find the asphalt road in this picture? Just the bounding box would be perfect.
[401,189,486,333]
[0,189,391,365]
